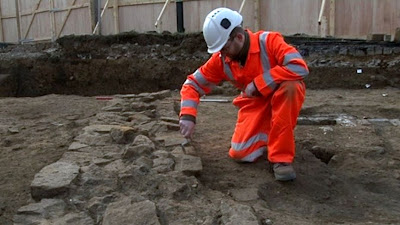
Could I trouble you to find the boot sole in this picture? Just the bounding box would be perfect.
[274,172,296,181]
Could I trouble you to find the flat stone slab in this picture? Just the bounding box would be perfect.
[83,125,122,134]
[14,199,93,225]
[68,142,89,150]
[174,154,202,176]
[156,134,186,147]
[220,200,259,225]
[31,162,80,200]
[103,199,160,225]
[14,199,67,225]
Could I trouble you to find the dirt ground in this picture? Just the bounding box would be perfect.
[195,88,400,224]
[1,88,399,224]
[0,32,400,224]
[0,95,107,224]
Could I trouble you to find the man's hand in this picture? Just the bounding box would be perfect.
[243,81,260,98]
[179,119,195,138]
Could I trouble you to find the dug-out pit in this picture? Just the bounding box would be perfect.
[0,31,400,97]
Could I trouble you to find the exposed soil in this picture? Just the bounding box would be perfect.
[195,88,400,224]
[0,32,400,224]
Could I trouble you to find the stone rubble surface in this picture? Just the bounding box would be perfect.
[13,90,258,225]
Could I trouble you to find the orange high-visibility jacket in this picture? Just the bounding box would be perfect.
[180,30,309,118]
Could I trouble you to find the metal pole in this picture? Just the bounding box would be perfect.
[239,0,247,13]
[97,0,101,34]
[155,0,171,32]
[93,0,110,34]
[200,99,230,103]
[318,0,326,24]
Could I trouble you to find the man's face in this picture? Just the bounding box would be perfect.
[220,34,242,58]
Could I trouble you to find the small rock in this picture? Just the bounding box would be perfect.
[123,145,154,159]
[156,135,186,147]
[132,135,155,148]
[160,117,179,124]
[8,127,19,134]
[328,155,340,167]
[153,158,174,173]
[171,146,185,155]
[264,219,273,225]
[159,121,180,131]
[68,142,89,151]
[174,154,202,176]
[110,126,137,144]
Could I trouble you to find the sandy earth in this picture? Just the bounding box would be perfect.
[0,87,399,224]
[195,88,400,224]
[0,95,107,224]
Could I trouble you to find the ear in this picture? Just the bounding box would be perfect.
[236,33,245,42]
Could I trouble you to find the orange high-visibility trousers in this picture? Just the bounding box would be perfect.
[229,81,306,163]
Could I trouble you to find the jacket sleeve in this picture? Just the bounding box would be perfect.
[179,54,225,119]
[253,32,309,97]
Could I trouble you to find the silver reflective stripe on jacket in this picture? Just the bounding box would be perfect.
[181,99,198,109]
[220,55,234,81]
[283,52,303,65]
[183,79,205,96]
[221,55,246,90]
[283,52,308,77]
[259,32,278,90]
[193,69,215,90]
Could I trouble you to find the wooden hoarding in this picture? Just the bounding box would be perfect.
[0,0,399,43]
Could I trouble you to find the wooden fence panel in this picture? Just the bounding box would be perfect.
[183,0,222,33]
[1,0,400,43]
[2,17,18,42]
[99,0,114,35]
[238,0,258,31]
[335,0,400,40]
[261,0,320,36]
[371,0,400,37]
[0,0,91,43]
[117,3,173,34]
[0,0,19,42]
[19,0,52,42]
[335,0,373,39]
[115,0,245,34]
[113,0,322,36]
[53,0,91,37]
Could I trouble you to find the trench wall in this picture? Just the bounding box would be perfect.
[1,0,400,43]
[0,32,399,97]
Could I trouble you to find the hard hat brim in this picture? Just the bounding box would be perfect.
[207,43,225,54]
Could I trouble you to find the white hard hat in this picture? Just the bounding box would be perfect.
[203,7,243,53]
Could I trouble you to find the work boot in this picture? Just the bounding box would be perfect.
[272,163,296,181]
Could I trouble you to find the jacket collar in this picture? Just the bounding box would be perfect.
[247,29,260,54]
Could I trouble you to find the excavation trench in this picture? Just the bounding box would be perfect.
[0,32,400,225]
[0,32,400,97]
